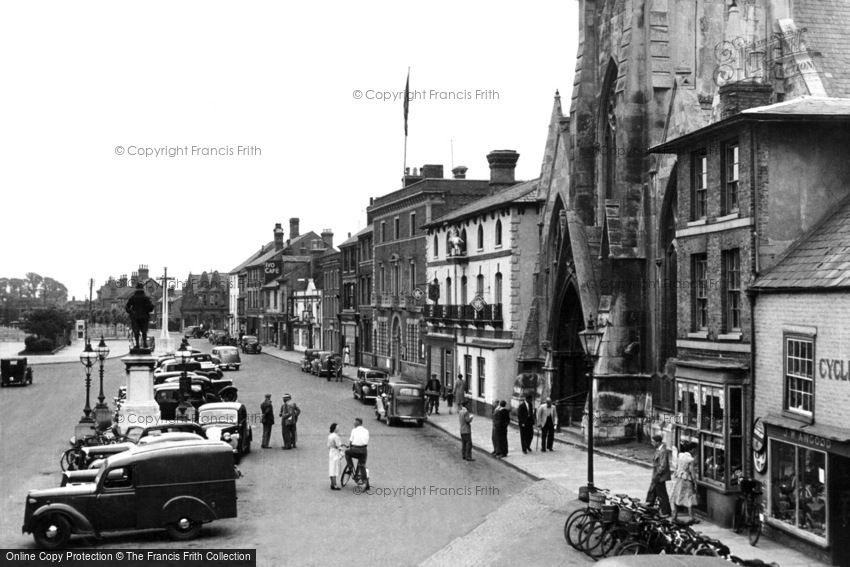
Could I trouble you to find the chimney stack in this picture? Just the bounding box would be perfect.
[119,274,127,287]
[289,217,300,239]
[452,166,468,179]
[274,223,285,251]
[321,229,334,249]
[130,271,139,287]
[138,264,149,282]
[487,150,520,188]
[719,82,773,120]
[420,164,444,179]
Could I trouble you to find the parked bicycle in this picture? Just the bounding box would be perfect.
[733,478,764,546]
[60,427,129,471]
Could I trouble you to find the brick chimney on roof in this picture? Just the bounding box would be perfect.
[130,271,139,287]
[420,164,444,179]
[452,166,468,179]
[274,223,285,251]
[719,81,774,120]
[289,217,300,239]
[321,229,334,249]
[487,150,519,189]
[138,264,149,282]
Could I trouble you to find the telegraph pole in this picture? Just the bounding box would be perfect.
[159,267,175,351]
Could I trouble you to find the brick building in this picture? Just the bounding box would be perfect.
[423,151,542,415]
[338,225,371,366]
[366,164,493,382]
[651,94,850,527]
[748,196,850,566]
[180,271,229,331]
[319,235,340,355]
[356,225,375,366]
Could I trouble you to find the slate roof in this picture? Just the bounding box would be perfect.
[793,0,850,98]
[423,179,540,228]
[339,224,373,248]
[752,195,850,291]
[229,241,274,274]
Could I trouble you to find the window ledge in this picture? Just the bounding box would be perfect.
[781,409,814,425]
[717,332,742,341]
[687,331,709,339]
[716,212,740,223]
[687,219,707,227]
[494,244,503,250]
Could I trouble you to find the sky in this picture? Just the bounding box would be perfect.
[0,1,578,301]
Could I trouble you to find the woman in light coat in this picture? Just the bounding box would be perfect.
[671,440,699,523]
[327,422,344,490]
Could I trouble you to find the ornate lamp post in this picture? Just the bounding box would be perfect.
[578,315,604,490]
[176,338,194,420]
[78,341,99,424]
[92,336,112,428]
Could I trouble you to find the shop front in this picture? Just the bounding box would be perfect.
[757,417,850,565]
[424,332,456,398]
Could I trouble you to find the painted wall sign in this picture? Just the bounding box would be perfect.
[780,428,832,451]
[818,358,850,381]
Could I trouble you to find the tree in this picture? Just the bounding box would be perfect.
[24,272,43,300]
[41,277,68,305]
[21,307,71,342]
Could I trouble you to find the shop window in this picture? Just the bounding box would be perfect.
[769,441,827,541]
[785,336,814,417]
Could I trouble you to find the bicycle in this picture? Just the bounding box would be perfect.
[733,478,763,546]
[340,452,370,492]
[60,428,129,471]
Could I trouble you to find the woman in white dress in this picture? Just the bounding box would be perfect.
[671,440,699,523]
[327,423,344,490]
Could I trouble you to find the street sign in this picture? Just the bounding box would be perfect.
[412,287,424,300]
[471,295,486,313]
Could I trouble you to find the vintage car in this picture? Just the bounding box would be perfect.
[300,349,320,372]
[153,383,219,420]
[312,352,342,379]
[124,421,207,443]
[160,374,234,398]
[208,330,229,345]
[353,367,388,403]
[83,433,205,469]
[1,357,33,387]
[375,380,426,427]
[198,402,252,462]
[211,346,241,371]
[183,325,203,339]
[155,360,222,381]
[241,335,262,354]
[24,440,237,548]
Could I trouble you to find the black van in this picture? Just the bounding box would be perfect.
[23,440,237,549]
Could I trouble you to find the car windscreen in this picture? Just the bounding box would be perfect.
[199,409,238,426]
[365,372,386,379]
[397,387,421,397]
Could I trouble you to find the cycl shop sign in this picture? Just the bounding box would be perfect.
[818,358,850,381]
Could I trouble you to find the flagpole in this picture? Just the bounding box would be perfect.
[403,67,410,179]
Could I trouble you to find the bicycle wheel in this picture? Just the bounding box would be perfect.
[599,527,630,559]
[566,510,594,550]
[563,508,587,544]
[748,503,762,546]
[60,449,76,472]
[613,540,650,555]
[578,519,605,555]
[340,463,353,487]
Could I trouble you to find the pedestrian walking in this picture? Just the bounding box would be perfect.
[343,345,351,367]
[536,397,558,452]
[495,400,509,457]
[425,374,442,415]
[260,393,274,448]
[459,401,474,461]
[443,383,454,414]
[490,399,500,456]
[327,423,344,490]
[517,395,536,453]
[647,433,673,516]
[453,374,466,412]
[280,393,301,450]
[670,440,699,523]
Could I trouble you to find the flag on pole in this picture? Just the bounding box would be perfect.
[403,68,410,136]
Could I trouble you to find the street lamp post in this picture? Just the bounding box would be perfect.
[78,341,99,424]
[578,315,603,490]
[176,338,194,420]
[93,336,111,429]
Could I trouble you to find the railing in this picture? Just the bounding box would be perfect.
[423,303,502,323]
[554,390,588,428]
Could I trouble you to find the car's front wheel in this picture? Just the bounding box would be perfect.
[166,517,202,541]
[33,513,71,550]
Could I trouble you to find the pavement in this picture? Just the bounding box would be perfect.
[261,343,827,567]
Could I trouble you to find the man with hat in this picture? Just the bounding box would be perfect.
[458,400,474,461]
[647,433,672,516]
[536,397,558,452]
[260,393,274,448]
[280,393,301,449]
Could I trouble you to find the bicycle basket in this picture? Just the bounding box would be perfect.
[601,505,619,523]
[619,506,635,524]
[578,485,591,502]
[589,492,607,509]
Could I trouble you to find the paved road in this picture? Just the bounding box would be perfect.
[3,340,591,566]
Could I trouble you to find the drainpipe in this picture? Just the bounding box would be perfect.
[745,123,759,479]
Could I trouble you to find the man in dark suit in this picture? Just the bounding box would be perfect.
[494,400,510,457]
[260,394,274,448]
[517,395,536,453]
[647,433,672,516]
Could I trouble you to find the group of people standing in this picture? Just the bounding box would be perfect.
[647,434,700,523]
[327,418,370,490]
[259,393,301,449]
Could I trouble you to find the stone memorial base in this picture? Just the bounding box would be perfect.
[117,351,160,433]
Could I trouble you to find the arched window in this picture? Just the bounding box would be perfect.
[460,229,467,254]
[460,276,468,305]
[476,224,484,250]
[494,272,502,304]
[446,277,452,304]
[495,219,502,247]
[476,274,484,297]
[433,234,439,258]
[446,232,452,256]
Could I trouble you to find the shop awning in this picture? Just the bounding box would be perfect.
[763,414,850,458]
[673,358,748,383]
[424,332,455,349]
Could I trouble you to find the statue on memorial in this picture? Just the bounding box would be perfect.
[125,283,155,352]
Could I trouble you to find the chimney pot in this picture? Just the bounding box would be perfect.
[289,217,300,239]
[452,166,468,179]
[420,164,444,179]
[321,229,334,249]
[274,223,285,251]
[718,81,773,120]
[486,150,520,187]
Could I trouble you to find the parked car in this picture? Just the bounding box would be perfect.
[160,374,234,398]
[84,434,206,470]
[300,348,320,372]
[124,421,207,443]
[352,367,388,403]
[208,330,229,345]
[183,325,202,338]
[198,402,252,462]
[23,440,238,548]
[155,347,201,366]
[241,335,261,354]
[153,383,219,420]
[211,346,241,371]
[310,351,339,376]
[376,380,426,427]
[596,558,734,567]
[1,357,33,387]
[155,360,222,381]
